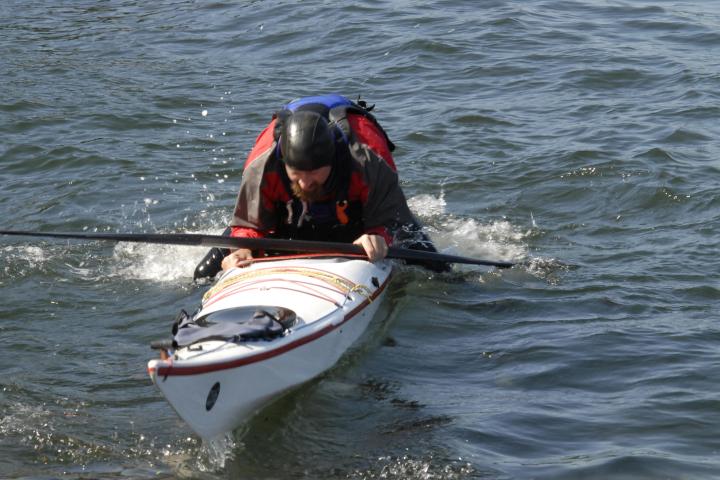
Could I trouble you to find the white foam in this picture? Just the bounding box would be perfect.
[437,217,528,261]
[163,431,237,473]
[199,432,237,471]
[2,245,46,266]
[108,228,225,283]
[408,194,528,263]
[407,192,447,218]
[1,245,48,279]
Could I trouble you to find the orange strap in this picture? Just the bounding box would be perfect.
[335,200,349,225]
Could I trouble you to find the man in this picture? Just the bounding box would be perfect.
[195,94,442,278]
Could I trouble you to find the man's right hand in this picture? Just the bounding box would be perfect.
[221,248,254,271]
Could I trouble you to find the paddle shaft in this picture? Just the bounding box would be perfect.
[0,229,515,268]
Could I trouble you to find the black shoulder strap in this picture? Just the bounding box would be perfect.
[272,109,290,141]
[328,101,395,153]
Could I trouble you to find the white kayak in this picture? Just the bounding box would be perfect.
[147,255,393,439]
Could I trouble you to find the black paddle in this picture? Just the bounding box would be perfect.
[0,229,515,269]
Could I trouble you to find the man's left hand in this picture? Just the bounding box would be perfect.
[353,234,388,262]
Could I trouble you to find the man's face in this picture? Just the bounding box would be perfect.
[285,165,332,202]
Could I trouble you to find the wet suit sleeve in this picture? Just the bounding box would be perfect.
[229,152,281,238]
[359,147,418,246]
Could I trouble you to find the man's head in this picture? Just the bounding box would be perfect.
[279,110,336,172]
[278,110,338,201]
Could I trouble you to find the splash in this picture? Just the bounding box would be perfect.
[165,432,238,475]
[436,216,528,262]
[407,193,447,219]
[199,432,237,471]
[0,245,53,284]
[0,401,53,438]
[1,245,47,269]
[110,241,207,283]
[108,228,226,283]
[407,193,529,263]
[348,454,475,479]
[404,194,572,283]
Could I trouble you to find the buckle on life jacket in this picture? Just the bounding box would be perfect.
[335,200,349,225]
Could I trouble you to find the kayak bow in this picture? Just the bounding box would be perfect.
[147,255,392,438]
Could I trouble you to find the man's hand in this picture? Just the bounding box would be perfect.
[353,234,388,263]
[221,248,254,271]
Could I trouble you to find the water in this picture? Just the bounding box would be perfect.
[2,0,719,478]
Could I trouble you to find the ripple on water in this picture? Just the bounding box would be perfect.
[563,67,665,91]
[659,127,712,144]
[0,393,217,477]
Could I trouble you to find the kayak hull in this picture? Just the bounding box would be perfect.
[148,256,392,438]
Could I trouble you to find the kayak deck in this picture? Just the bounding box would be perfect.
[148,256,393,438]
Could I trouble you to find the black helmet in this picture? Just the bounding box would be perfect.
[279,111,336,171]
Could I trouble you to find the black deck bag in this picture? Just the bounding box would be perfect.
[170,306,297,348]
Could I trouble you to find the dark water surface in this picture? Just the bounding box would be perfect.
[2,1,720,478]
